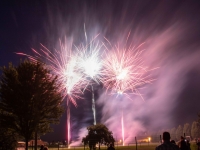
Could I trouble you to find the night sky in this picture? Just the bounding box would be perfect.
[1,0,200,144]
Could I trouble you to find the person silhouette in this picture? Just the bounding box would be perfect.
[40,145,44,150]
[170,140,176,144]
[186,140,191,150]
[155,132,179,150]
[107,144,115,150]
[196,138,200,150]
[179,136,188,150]
[44,146,48,150]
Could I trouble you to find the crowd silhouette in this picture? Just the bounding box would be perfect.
[155,132,191,150]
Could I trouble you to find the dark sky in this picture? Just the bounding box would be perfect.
[1,0,200,144]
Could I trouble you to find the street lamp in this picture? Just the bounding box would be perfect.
[148,137,151,145]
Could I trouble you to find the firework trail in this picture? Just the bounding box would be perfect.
[76,37,103,125]
[17,39,86,147]
[121,110,124,146]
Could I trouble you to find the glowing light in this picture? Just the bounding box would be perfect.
[148,137,151,142]
[76,40,103,83]
[116,69,128,80]
[117,90,123,95]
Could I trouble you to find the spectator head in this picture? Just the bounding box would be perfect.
[44,147,48,150]
[163,132,170,141]
[171,140,176,144]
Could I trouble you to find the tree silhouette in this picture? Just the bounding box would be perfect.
[191,121,200,139]
[183,123,191,137]
[82,124,115,150]
[0,60,64,150]
[170,127,176,141]
[0,124,19,150]
[176,125,183,140]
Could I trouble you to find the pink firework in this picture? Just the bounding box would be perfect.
[101,42,151,98]
[17,39,86,106]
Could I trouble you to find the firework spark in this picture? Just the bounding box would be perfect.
[76,39,103,85]
[17,40,86,106]
[101,42,151,99]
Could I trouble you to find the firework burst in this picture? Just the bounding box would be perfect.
[76,38,103,85]
[17,39,86,106]
[101,42,151,99]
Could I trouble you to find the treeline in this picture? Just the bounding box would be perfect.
[150,121,200,142]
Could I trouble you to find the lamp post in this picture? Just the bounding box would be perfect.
[148,137,151,145]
